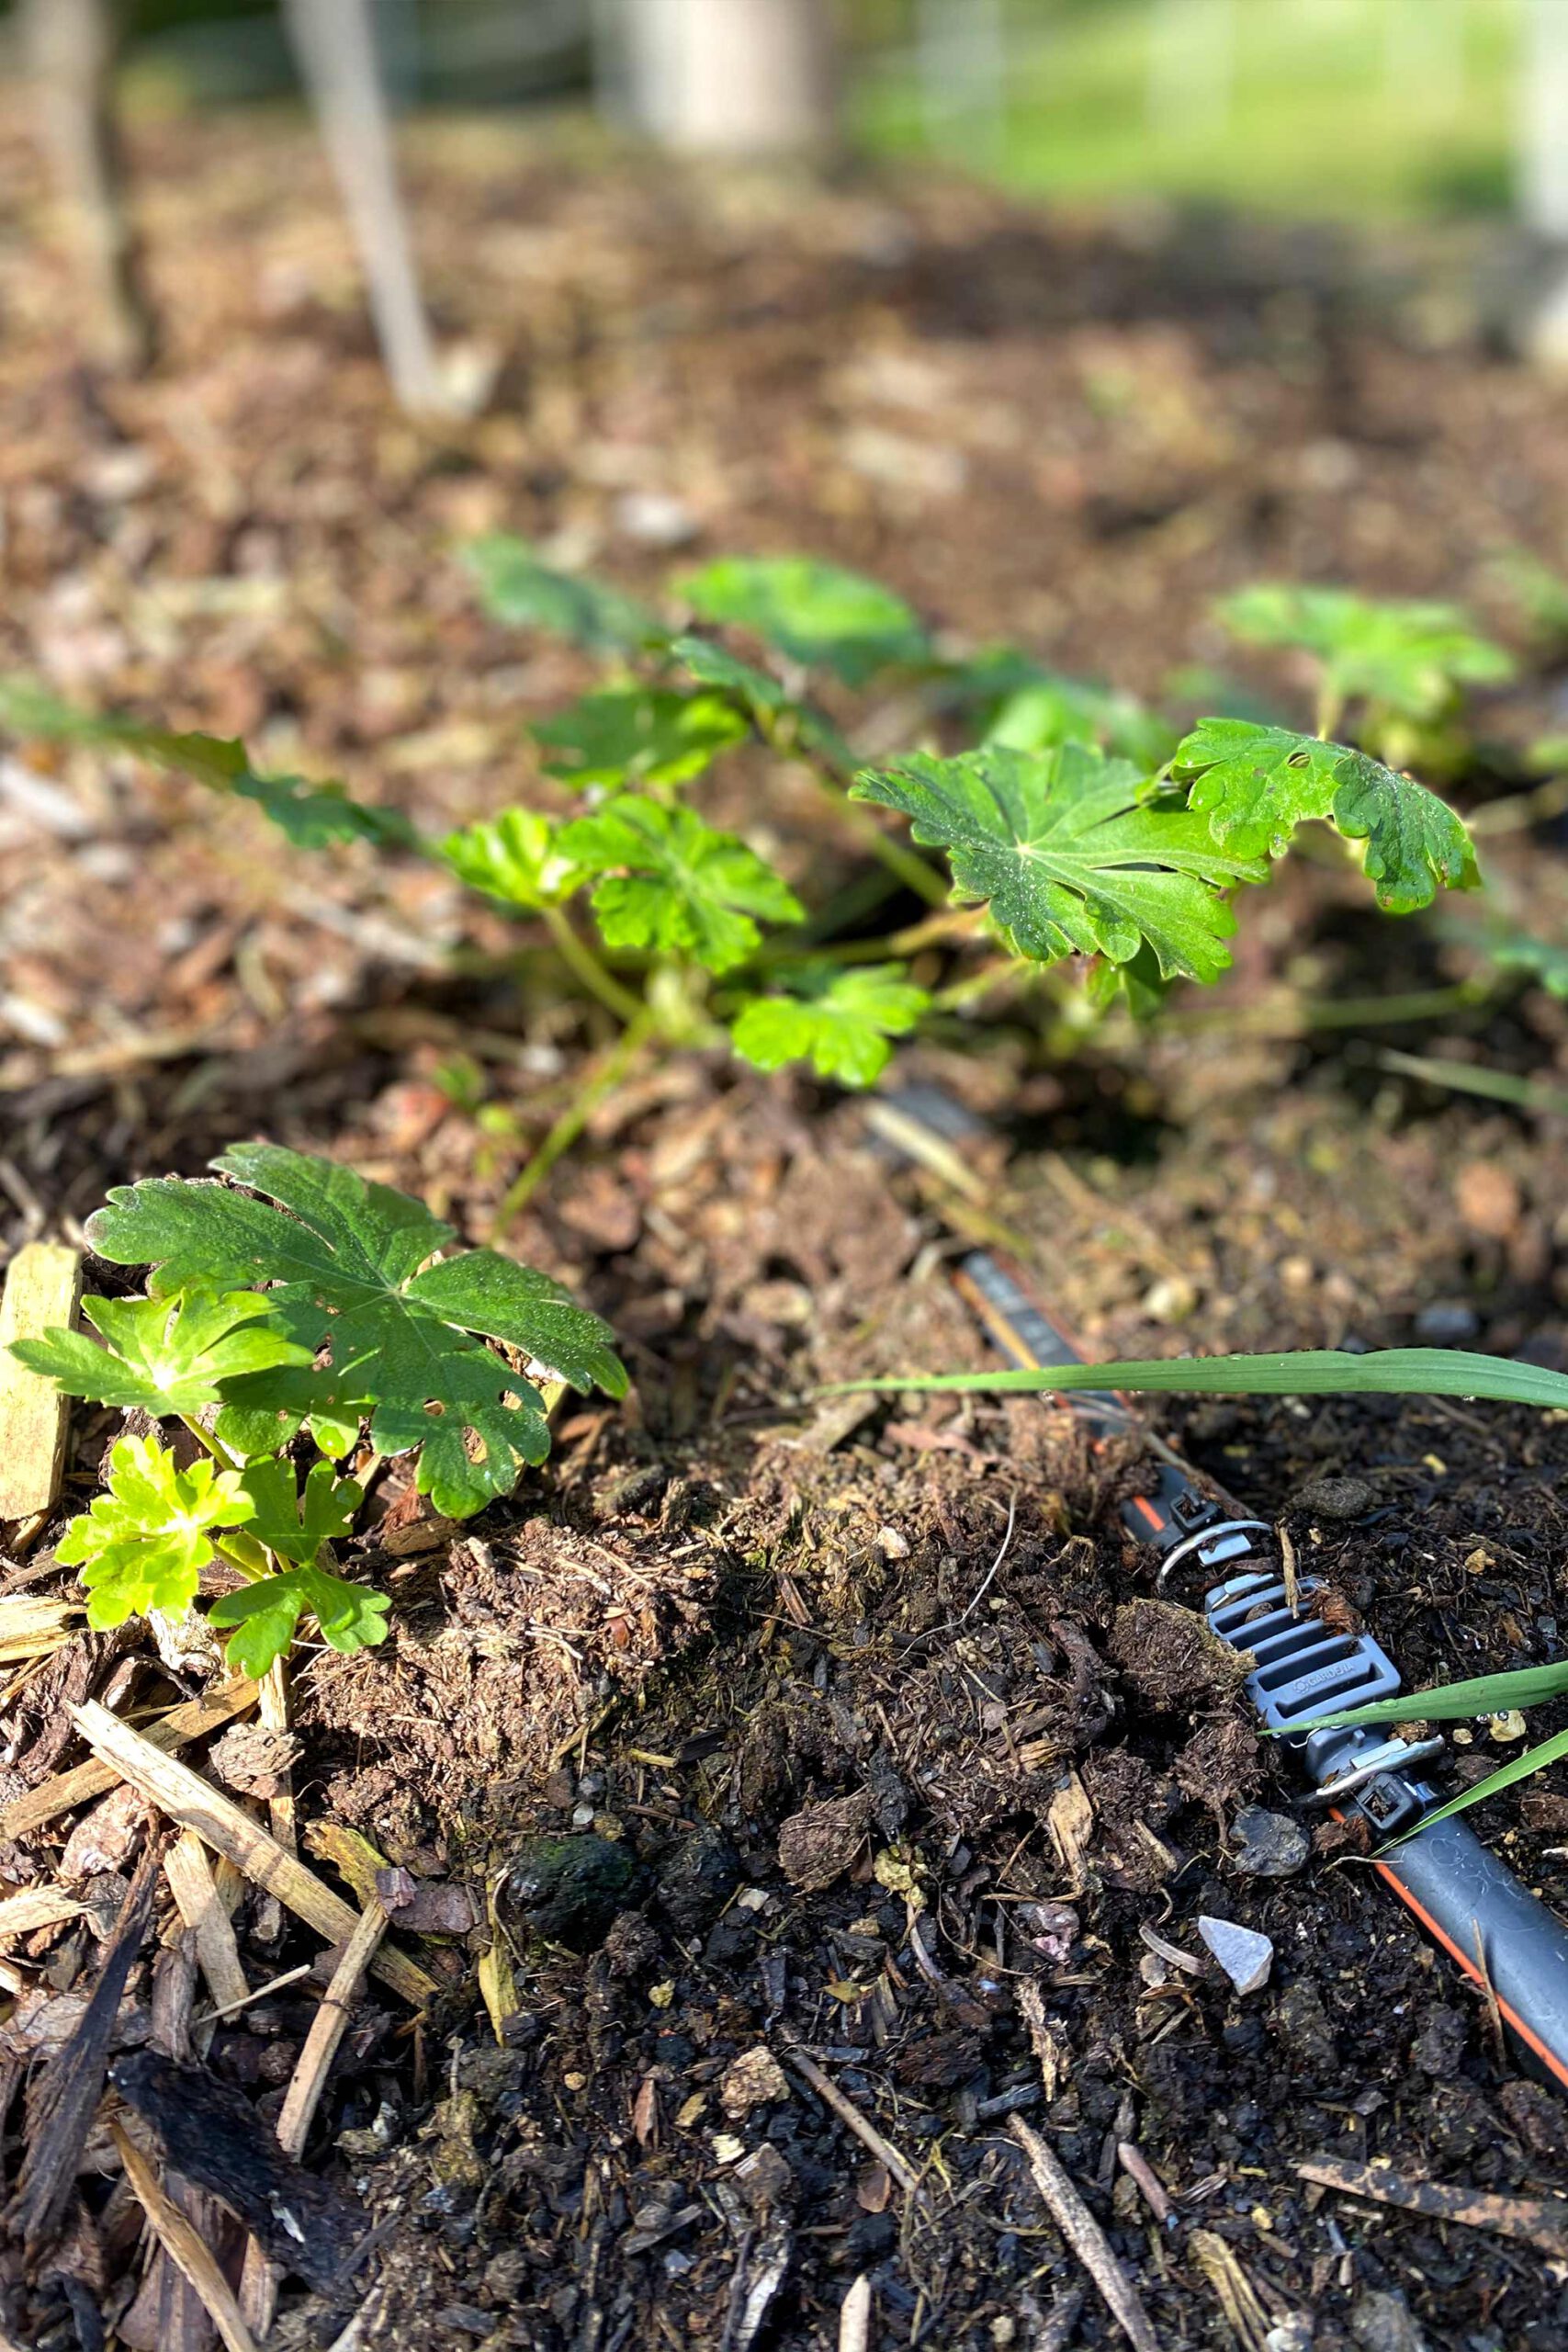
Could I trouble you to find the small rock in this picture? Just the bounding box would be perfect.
[1228,1806,1311,1880]
[1415,1302,1478,1343]
[1289,1475,1376,1521]
[502,1835,637,1949]
[1197,1915,1273,1995]
[1456,1159,1521,1240]
[1349,2288,1428,2352]
[1488,1709,1527,1743]
[1142,1273,1198,1323]
[778,1792,873,1891]
[720,2045,790,2119]
[876,1525,910,1560]
[615,490,699,548]
[654,1825,741,1934]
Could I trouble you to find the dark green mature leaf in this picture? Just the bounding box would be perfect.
[236,1458,363,1564]
[678,557,930,686]
[463,536,664,654]
[11,1288,310,1419]
[535,687,749,794]
[823,1346,1568,1412]
[86,1146,627,1520]
[55,1435,254,1630]
[439,808,581,910]
[1217,585,1514,719]
[730,963,930,1088]
[1172,718,1479,910]
[209,1562,389,1676]
[851,741,1265,982]
[558,797,804,974]
[0,679,413,850]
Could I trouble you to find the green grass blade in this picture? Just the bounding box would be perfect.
[822,1347,1568,1413]
[1281,1658,1568,1736]
[1389,1726,1568,1843]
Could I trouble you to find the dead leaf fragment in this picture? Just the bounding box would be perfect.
[778,1792,873,1891]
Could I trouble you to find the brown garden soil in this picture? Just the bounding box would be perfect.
[6,96,1568,2352]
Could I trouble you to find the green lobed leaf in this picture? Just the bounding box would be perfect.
[851,741,1265,982]
[668,637,854,766]
[1217,585,1514,720]
[236,1457,363,1565]
[462,536,665,654]
[1475,929,1568,1001]
[0,678,414,850]
[820,1346,1568,1412]
[677,557,930,686]
[729,963,930,1089]
[55,1434,254,1630]
[11,1286,310,1419]
[534,687,749,794]
[557,797,804,975]
[952,649,1178,769]
[209,1561,390,1676]
[1171,718,1479,911]
[439,808,581,910]
[85,1146,627,1520]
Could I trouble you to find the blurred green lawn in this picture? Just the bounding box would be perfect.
[852,0,1519,221]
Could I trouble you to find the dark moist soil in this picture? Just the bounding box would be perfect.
[4,99,1568,2352]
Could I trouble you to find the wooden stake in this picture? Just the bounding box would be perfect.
[67,1701,435,2007]
[0,1242,81,1522]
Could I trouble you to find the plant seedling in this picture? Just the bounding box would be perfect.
[11,1147,626,1674]
[1215,582,1513,749]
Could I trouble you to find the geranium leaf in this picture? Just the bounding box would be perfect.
[534,687,749,793]
[1218,585,1513,720]
[852,741,1265,981]
[209,1562,389,1676]
[1172,718,1479,910]
[729,962,929,1088]
[11,1286,310,1419]
[236,1458,363,1565]
[54,1434,254,1631]
[439,808,581,910]
[463,536,665,654]
[85,1146,627,1521]
[677,557,930,685]
[557,797,804,974]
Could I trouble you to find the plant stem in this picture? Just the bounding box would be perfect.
[491,1008,658,1238]
[752,904,987,972]
[760,710,949,909]
[540,903,646,1025]
[180,1414,242,1474]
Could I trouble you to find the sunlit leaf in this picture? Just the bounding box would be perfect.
[463,536,665,653]
[678,556,930,685]
[730,962,929,1087]
[558,797,804,974]
[55,1435,254,1630]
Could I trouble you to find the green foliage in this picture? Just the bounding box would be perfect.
[55,1435,254,1631]
[85,1144,626,1518]
[852,741,1265,983]
[440,808,580,910]
[1172,718,1480,910]
[535,688,749,795]
[464,535,663,654]
[12,1286,308,1420]
[0,679,412,850]
[209,1561,390,1678]
[1217,585,1513,722]
[1480,930,1568,1000]
[953,650,1178,769]
[730,964,930,1088]
[558,797,804,975]
[678,556,930,685]
[825,1347,1568,1412]
[236,1456,363,1561]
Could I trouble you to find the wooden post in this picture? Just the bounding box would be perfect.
[0,1242,82,1525]
[20,0,155,371]
[619,0,837,157]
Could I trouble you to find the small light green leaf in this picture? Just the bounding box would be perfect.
[558,797,804,975]
[534,687,749,794]
[462,536,664,654]
[851,741,1265,981]
[0,678,414,850]
[85,1145,626,1520]
[730,963,929,1088]
[236,1457,363,1565]
[440,808,581,910]
[677,557,930,686]
[668,637,852,765]
[209,1561,389,1676]
[55,1434,254,1631]
[1481,930,1568,1000]
[950,649,1178,768]
[1172,718,1479,910]
[1217,585,1514,720]
[11,1286,310,1419]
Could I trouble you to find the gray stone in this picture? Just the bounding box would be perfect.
[1229,1805,1311,1879]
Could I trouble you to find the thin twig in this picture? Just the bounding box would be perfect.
[1008,2117,1162,2352]
[778,2041,920,2199]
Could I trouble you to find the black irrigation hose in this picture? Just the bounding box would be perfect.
[871,1085,1568,2091]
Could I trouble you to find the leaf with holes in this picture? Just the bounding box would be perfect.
[439,808,581,910]
[463,536,665,653]
[534,686,749,794]
[852,741,1265,982]
[209,1563,390,1676]
[678,557,930,685]
[558,797,804,974]
[10,1286,310,1420]
[55,1435,254,1630]
[0,679,414,850]
[85,1146,627,1520]
[1172,718,1479,910]
[1217,585,1513,720]
[730,963,930,1088]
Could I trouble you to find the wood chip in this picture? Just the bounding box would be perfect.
[67,1702,434,2007]
[0,1594,82,1664]
[111,2118,259,2352]
[2,1677,259,1840]
[164,1831,249,2018]
[0,1884,82,1940]
[838,2275,874,2352]
[1297,2155,1568,2257]
[0,1242,81,1521]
